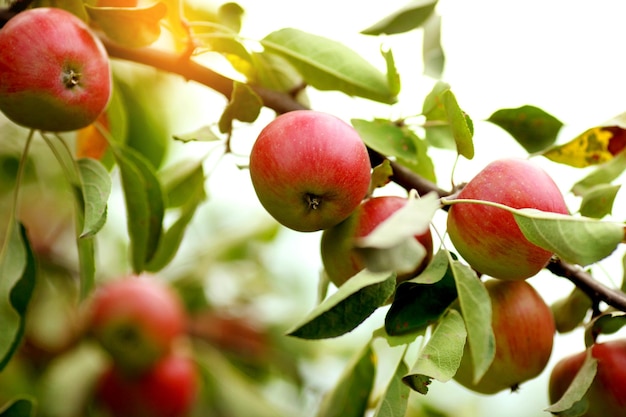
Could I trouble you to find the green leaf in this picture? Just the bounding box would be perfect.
[287,270,396,339]
[360,0,438,35]
[422,13,444,78]
[261,28,397,104]
[451,260,495,384]
[578,184,620,219]
[422,81,455,149]
[372,351,410,417]
[218,82,263,134]
[114,147,165,272]
[585,312,626,346]
[513,208,623,266]
[545,350,596,415]
[352,118,436,181]
[146,162,206,271]
[316,342,377,417]
[382,47,401,97]
[551,287,593,334]
[0,224,36,371]
[354,191,440,274]
[443,89,474,159]
[385,250,458,336]
[77,158,111,237]
[218,2,245,33]
[403,309,467,394]
[0,398,36,417]
[571,150,626,195]
[488,105,563,153]
[249,51,305,93]
[173,126,222,143]
[85,2,167,48]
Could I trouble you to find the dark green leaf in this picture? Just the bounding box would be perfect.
[578,184,620,219]
[114,147,165,272]
[488,105,563,153]
[385,250,458,336]
[0,398,35,417]
[403,309,467,394]
[287,270,396,339]
[261,28,397,104]
[451,260,495,384]
[361,0,438,35]
[0,224,36,371]
[551,287,592,334]
[316,342,376,417]
[372,352,410,417]
[585,312,626,347]
[218,82,263,134]
[77,158,111,237]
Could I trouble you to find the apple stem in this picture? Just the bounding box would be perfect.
[305,194,321,210]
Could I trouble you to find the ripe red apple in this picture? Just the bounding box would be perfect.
[88,276,187,374]
[248,110,371,232]
[0,8,111,132]
[454,279,555,394]
[320,195,433,287]
[95,351,198,417]
[446,158,568,280]
[549,339,626,417]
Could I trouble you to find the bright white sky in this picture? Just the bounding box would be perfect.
[185,2,626,416]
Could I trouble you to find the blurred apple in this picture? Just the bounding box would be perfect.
[320,195,433,287]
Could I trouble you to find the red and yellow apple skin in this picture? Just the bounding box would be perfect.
[320,195,433,287]
[446,158,568,280]
[88,276,187,374]
[249,110,371,232]
[454,279,555,394]
[95,352,198,417]
[549,340,626,417]
[0,8,111,132]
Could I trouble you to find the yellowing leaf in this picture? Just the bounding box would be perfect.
[86,2,168,48]
[543,125,626,168]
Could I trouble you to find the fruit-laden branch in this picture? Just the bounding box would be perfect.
[100,40,626,313]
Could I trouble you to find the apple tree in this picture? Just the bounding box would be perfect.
[0,1,625,416]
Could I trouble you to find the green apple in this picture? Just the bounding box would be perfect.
[320,195,433,287]
[447,158,568,280]
[249,110,371,232]
[0,8,111,132]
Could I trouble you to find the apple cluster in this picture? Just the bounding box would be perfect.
[87,276,198,417]
[0,8,111,132]
[249,109,435,288]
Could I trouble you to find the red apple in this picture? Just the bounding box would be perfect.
[88,276,187,374]
[549,339,626,417]
[0,8,111,132]
[454,279,555,394]
[320,195,433,287]
[248,110,371,232]
[96,351,198,417]
[446,158,568,280]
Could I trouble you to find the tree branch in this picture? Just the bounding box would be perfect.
[82,39,626,314]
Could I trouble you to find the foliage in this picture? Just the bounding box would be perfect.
[1,1,626,417]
